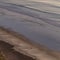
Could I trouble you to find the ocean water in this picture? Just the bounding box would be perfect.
[0,0,60,51]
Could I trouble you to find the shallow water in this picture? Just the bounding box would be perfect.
[0,1,60,51]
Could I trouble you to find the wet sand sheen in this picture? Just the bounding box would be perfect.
[0,41,35,60]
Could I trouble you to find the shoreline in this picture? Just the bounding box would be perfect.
[0,26,60,60]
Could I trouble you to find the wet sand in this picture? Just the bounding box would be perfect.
[0,40,35,60]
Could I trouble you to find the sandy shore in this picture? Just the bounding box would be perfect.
[0,40,35,60]
[0,27,60,60]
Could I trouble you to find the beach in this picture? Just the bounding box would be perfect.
[0,27,60,60]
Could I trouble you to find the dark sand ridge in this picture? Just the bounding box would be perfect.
[0,40,35,60]
[0,27,60,60]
